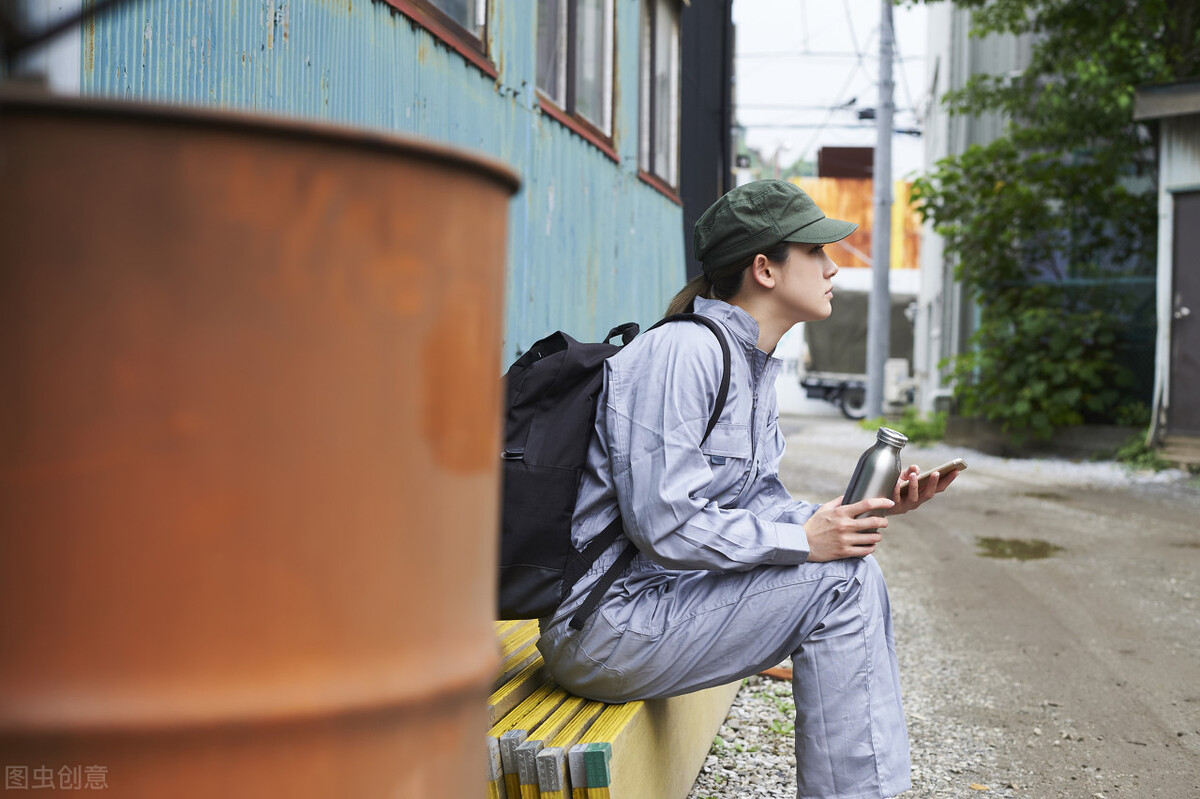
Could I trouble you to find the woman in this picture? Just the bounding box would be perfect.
[536,179,955,799]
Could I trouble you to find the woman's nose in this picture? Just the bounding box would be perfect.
[825,254,839,277]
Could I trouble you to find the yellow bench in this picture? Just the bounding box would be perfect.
[487,620,740,799]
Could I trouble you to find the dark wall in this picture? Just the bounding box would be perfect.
[817,146,874,179]
[679,0,734,280]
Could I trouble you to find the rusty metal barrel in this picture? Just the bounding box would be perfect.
[0,90,518,797]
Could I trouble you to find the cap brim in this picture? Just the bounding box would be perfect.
[783,217,858,245]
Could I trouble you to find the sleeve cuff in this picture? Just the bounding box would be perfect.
[771,521,811,564]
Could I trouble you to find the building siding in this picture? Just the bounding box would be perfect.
[1148,114,1200,437]
[78,0,686,356]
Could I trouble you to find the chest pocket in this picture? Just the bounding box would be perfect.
[700,421,752,504]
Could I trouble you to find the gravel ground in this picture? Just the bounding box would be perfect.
[688,409,1198,799]
[686,581,1026,799]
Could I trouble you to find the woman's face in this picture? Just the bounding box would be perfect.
[772,241,840,323]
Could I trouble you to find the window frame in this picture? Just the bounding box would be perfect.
[385,0,497,78]
[536,0,618,161]
[638,0,681,194]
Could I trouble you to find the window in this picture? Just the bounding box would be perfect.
[423,0,485,37]
[639,0,680,188]
[389,0,492,75]
[537,0,615,139]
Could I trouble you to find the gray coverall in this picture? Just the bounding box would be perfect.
[537,297,911,799]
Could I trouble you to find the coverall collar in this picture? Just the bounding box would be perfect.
[693,296,767,355]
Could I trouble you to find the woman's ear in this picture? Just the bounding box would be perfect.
[748,253,776,289]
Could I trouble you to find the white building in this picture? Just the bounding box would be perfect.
[913,6,1033,413]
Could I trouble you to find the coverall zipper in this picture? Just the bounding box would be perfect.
[726,352,768,507]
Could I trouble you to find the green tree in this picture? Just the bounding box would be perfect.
[908,0,1200,442]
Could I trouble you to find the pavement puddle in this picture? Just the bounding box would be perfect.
[975,536,1065,560]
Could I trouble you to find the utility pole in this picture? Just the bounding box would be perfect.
[866,0,894,419]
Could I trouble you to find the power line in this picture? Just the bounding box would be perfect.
[799,0,809,52]
[732,2,928,163]
[742,123,922,133]
[844,2,865,68]
[738,104,855,111]
[892,34,920,129]
[738,103,922,113]
[793,64,866,162]
[736,51,923,61]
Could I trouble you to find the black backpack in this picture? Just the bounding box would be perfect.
[498,313,731,629]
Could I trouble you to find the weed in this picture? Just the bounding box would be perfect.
[1113,429,1172,472]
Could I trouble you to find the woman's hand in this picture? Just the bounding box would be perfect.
[804,496,895,562]
[805,467,960,561]
[886,464,959,516]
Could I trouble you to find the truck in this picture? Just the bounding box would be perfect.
[801,290,917,419]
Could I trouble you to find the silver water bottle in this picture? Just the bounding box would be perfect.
[844,427,908,525]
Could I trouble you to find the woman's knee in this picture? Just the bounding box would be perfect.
[840,554,893,627]
[807,556,890,632]
[846,553,887,592]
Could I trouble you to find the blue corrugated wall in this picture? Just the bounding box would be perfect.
[79,0,686,358]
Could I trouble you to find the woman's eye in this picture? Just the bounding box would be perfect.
[811,245,825,255]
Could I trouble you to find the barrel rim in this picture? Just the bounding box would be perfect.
[0,85,522,195]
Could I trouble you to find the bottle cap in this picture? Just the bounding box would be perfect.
[876,427,908,447]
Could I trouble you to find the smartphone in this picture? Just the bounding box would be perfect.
[910,458,967,493]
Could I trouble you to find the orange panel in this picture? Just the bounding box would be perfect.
[794,177,921,269]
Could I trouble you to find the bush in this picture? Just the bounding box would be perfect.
[860,407,948,446]
[945,300,1134,444]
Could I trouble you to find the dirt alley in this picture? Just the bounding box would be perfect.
[777,410,1200,798]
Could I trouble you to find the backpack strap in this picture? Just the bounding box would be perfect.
[568,314,732,631]
[568,539,639,631]
[604,322,640,345]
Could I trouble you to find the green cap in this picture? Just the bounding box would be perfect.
[693,179,858,275]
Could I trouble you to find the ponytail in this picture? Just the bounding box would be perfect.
[665,273,711,316]
[665,241,791,318]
